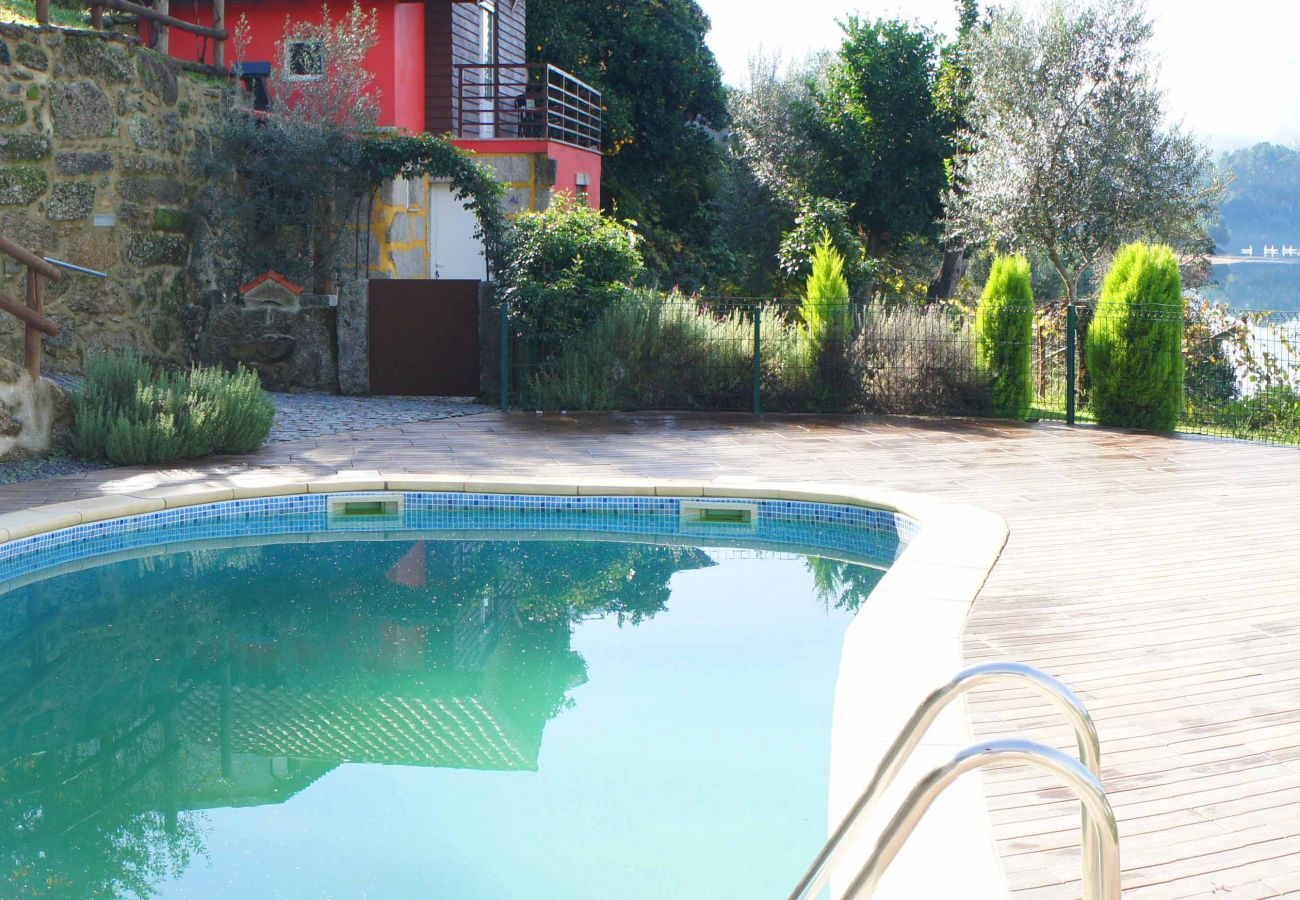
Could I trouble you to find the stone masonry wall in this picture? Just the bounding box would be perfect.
[0,24,221,372]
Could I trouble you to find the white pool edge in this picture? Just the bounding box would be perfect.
[0,473,1009,898]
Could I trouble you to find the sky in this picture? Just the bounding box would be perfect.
[696,0,1300,153]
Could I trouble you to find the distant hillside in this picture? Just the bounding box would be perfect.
[1215,143,1300,252]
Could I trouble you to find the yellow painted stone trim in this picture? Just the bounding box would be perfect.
[365,153,551,276]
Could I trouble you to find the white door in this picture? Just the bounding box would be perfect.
[429,183,487,281]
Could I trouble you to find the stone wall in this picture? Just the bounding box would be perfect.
[192,295,339,393]
[0,25,221,372]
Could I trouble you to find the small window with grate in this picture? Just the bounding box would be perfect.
[285,39,324,81]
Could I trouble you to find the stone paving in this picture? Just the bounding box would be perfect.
[266,392,491,443]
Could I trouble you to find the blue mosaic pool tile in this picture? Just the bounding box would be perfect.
[0,492,918,588]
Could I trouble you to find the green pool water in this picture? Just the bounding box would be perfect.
[0,535,888,899]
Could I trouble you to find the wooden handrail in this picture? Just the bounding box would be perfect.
[0,235,82,379]
[23,266,44,378]
[0,290,58,337]
[96,0,229,40]
[0,237,61,282]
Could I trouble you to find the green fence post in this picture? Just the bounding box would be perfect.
[499,297,510,412]
[752,304,762,417]
[1066,301,1077,425]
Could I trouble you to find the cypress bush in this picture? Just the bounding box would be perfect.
[800,232,853,405]
[71,352,275,464]
[975,254,1034,419]
[1085,242,1185,431]
[802,232,850,350]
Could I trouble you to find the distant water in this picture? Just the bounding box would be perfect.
[1206,262,1300,313]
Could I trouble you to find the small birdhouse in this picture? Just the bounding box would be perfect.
[240,271,304,311]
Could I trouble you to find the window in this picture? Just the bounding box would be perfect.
[479,2,497,66]
[285,39,324,81]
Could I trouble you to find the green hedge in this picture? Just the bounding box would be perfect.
[71,352,275,465]
[1085,243,1185,431]
[504,196,644,341]
[975,254,1034,419]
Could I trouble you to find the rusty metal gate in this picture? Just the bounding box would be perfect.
[368,279,480,396]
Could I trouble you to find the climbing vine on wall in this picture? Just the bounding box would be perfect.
[355,131,509,275]
[194,3,508,295]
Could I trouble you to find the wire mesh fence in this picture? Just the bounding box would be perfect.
[500,291,1300,446]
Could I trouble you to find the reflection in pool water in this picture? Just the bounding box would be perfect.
[0,536,886,899]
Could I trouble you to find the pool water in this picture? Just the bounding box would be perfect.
[0,529,892,899]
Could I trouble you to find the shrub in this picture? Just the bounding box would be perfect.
[504,196,645,341]
[778,197,874,294]
[975,254,1034,418]
[1085,243,1185,431]
[71,352,275,465]
[854,303,992,416]
[523,290,756,411]
[802,232,850,349]
[1187,385,1300,444]
[794,233,854,405]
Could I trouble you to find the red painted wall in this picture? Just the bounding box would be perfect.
[453,139,602,210]
[147,0,425,133]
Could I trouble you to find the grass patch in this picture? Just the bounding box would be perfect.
[0,0,92,29]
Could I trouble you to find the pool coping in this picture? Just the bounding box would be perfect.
[0,473,1010,898]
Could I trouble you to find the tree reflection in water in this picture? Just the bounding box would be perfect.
[0,538,712,899]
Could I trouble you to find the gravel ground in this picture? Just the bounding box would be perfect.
[0,448,111,485]
[0,391,491,485]
[267,393,491,442]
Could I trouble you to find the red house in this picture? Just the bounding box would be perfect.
[148,0,602,214]
[150,0,602,395]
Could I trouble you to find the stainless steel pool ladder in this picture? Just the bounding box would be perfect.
[787,662,1121,900]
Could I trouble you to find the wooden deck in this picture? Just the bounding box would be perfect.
[3,411,1298,898]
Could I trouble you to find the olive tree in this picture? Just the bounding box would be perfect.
[943,0,1220,304]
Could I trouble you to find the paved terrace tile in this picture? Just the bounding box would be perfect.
[1,411,1298,898]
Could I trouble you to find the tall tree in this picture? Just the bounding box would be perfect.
[943,0,1220,304]
[805,16,950,255]
[728,51,828,208]
[527,0,728,286]
[928,0,984,299]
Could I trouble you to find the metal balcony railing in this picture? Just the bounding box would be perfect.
[453,63,602,151]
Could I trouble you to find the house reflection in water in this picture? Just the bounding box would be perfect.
[0,537,710,898]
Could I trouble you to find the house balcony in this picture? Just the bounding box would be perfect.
[451,64,602,152]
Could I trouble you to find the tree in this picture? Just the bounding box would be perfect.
[504,196,644,340]
[1216,143,1300,251]
[806,17,950,256]
[976,254,1033,418]
[728,18,955,296]
[527,0,728,287]
[198,3,380,293]
[943,0,1220,305]
[1085,242,1185,430]
[803,232,850,350]
[728,51,829,209]
[928,0,985,299]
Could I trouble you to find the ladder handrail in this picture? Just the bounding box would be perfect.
[842,739,1120,900]
[789,662,1103,900]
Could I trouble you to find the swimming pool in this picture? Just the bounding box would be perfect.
[0,482,1007,898]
